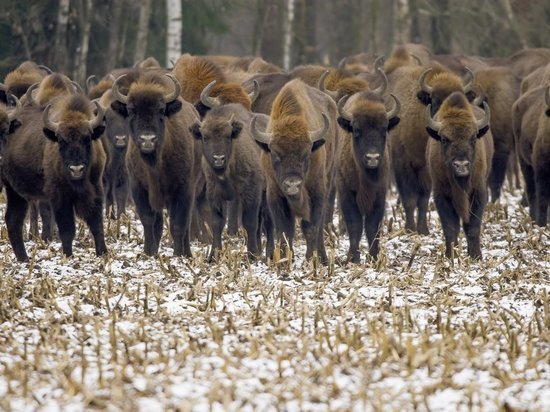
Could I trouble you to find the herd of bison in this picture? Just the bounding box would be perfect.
[0,43,548,265]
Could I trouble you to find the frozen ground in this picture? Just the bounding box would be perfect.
[0,184,548,411]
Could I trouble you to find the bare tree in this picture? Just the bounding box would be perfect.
[134,0,153,64]
[53,0,70,72]
[166,0,182,66]
[282,0,295,70]
[105,0,124,72]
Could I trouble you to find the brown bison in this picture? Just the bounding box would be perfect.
[111,72,199,256]
[426,92,493,259]
[2,94,107,261]
[24,73,78,107]
[250,79,338,263]
[0,92,22,166]
[512,85,550,226]
[3,61,50,99]
[336,92,401,262]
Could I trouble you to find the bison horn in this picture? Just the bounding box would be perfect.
[374,55,385,71]
[7,95,21,122]
[38,65,53,74]
[200,80,220,108]
[86,75,97,92]
[89,101,105,130]
[476,101,491,131]
[386,94,401,119]
[425,104,442,133]
[111,74,129,104]
[163,74,181,103]
[419,68,433,94]
[318,70,338,100]
[0,82,6,92]
[337,57,347,70]
[42,104,60,133]
[250,115,272,145]
[249,79,260,104]
[309,113,330,143]
[472,85,486,107]
[410,53,423,65]
[337,95,352,121]
[463,67,474,94]
[71,80,84,94]
[25,82,40,107]
[545,85,550,108]
[371,67,388,96]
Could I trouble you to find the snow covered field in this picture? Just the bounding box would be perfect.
[0,185,548,411]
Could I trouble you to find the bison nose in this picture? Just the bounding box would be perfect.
[364,152,381,168]
[69,164,85,179]
[282,177,303,196]
[212,154,226,168]
[138,134,157,153]
[452,159,470,177]
[114,134,127,147]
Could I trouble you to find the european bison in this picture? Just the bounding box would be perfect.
[426,92,493,259]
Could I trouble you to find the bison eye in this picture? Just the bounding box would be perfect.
[440,136,449,145]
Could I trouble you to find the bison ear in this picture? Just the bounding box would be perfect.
[189,122,202,140]
[465,90,476,103]
[230,120,243,139]
[194,102,210,119]
[254,140,270,153]
[387,116,400,131]
[476,124,490,139]
[416,90,431,106]
[111,101,128,118]
[43,128,58,142]
[337,116,353,133]
[165,99,182,117]
[545,108,550,117]
[9,119,21,134]
[311,139,326,152]
[426,127,441,141]
[91,125,105,140]
[0,90,8,105]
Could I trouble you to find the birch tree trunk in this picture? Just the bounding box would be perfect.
[166,0,182,67]
[282,0,295,70]
[53,0,70,72]
[134,0,153,64]
[395,0,410,44]
[75,0,93,84]
[105,0,124,72]
[500,0,528,49]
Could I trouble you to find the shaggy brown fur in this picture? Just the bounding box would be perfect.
[172,54,227,103]
[384,45,419,75]
[4,61,46,98]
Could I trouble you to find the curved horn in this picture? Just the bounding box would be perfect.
[86,75,97,91]
[337,57,347,70]
[250,115,272,145]
[476,101,491,131]
[7,95,21,122]
[318,70,338,100]
[337,95,352,121]
[0,82,6,93]
[545,85,550,108]
[89,101,105,130]
[386,94,401,119]
[425,104,442,132]
[42,104,60,133]
[472,85,486,107]
[25,82,40,107]
[371,67,388,96]
[419,68,433,94]
[38,65,53,74]
[374,55,385,70]
[111,74,129,104]
[200,80,220,108]
[163,74,181,103]
[71,80,84,94]
[249,79,260,104]
[309,113,330,143]
[462,67,474,94]
[410,53,423,65]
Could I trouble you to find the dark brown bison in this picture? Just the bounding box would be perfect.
[336,92,401,262]
[512,85,550,226]
[0,92,22,166]
[426,92,493,259]
[250,79,338,263]
[190,103,272,260]
[2,94,107,261]
[111,72,199,256]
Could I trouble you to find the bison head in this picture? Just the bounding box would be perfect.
[110,73,182,163]
[417,68,474,116]
[189,109,243,174]
[43,98,105,183]
[337,92,400,170]
[0,94,22,165]
[251,113,328,198]
[195,80,259,119]
[426,92,490,184]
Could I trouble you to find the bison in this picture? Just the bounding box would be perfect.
[250,79,338,263]
[1,94,107,261]
[336,92,401,262]
[426,92,493,259]
[111,72,199,256]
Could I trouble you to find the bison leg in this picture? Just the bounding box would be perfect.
[104,174,116,219]
[114,175,129,219]
[365,194,386,261]
[416,168,431,235]
[535,162,550,227]
[80,197,107,257]
[269,195,295,260]
[433,193,460,259]
[132,183,163,256]
[28,201,39,239]
[242,198,261,260]
[394,167,418,232]
[5,183,30,262]
[489,152,509,203]
[261,195,275,260]
[227,199,240,236]
[339,190,363,263]
[519,160,537,221]
[302,194,327,264]
[168,193,193,258]
[39,201,54,242]
[206,197,226,261]
[53,201,76,257]
[463,191,486,260]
